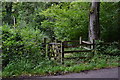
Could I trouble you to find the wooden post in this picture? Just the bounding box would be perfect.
[46,43,48,57]
[43,38,47,44]
[48,44,51,60]
[61,41,64,64]
[55,39,58,43]
[79,36,82,44]
[93,39,95,49]
[92,39,95,57]
[43,38,47,57]
[79,36,82,48]
[54,39,57,60]
[55,39,59,60]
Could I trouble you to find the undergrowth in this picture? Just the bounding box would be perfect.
[2,53,119,78]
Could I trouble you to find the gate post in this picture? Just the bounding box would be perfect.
[54,39,58,60]
[92,39,95,57]
[47,44,51,60]
[93,39,95,49]
[79,36,82,48]
[61,41,64,64]
[43,38,47,57]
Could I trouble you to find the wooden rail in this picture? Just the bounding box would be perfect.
[43,37,96,64]
[49,43,61,45]
[64,40,79,42]
[60,38,95,64]
[82,41,91,44]
[64,44,93,48]
[64,50,92,53]
[43,37,119,64]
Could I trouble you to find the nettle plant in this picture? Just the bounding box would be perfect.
[2,24,46,67]
[95,40,120,56]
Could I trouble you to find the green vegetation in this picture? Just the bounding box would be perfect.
[2,53,119,77]
[1,2,120,78]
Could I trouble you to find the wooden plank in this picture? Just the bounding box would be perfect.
[83,47,91,50]
[47,44,51,60]
[64,45,81,48]
[79,36,82,48]
[43,38,47,57]
[79,36,82,44]
[64,40,79,43]
[93,39,95,49]
[97,43,111,45]
[81,43,93,45]
[44,42,109,45]
[49,43,61,45]
[61,42,64,64]
[64,44,93,48]
[92,39,95,57]
[64,50,92,53]
[82,41,92,44]
[64,57,91,59]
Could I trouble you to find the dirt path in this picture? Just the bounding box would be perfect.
[2,67,119,80]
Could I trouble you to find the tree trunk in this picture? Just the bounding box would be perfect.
[5,2,13,25]
[118,2,120,40]
[89,0,100,42]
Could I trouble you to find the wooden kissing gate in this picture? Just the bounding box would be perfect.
[42,37,95,64]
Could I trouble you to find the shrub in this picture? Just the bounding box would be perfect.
[95,40,120,56]
[2,25,46,67]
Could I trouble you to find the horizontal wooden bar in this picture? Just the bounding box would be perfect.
[64,57,89,59]
[64,40,79,43]
[45,43,112,45]
[82,41,92,44]
[64,45,81,48]
[96,43,111,45]
[82,47,91,50]
[64,50,92,53]
[49,43,61,45]
[64,44,93,48]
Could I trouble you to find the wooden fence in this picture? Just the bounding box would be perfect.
[43,37,96,64]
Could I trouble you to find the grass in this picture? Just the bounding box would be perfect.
[0,54,2,79]
[2,52,120,78]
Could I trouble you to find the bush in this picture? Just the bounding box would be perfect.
[41,2,89,41]
[95,40,120,56]
[2,55,58,77]
[2,24,46,67]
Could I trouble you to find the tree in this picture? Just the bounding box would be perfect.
[41,2,89,40]
[100,2,120,42]
[89,0,100,42]
[3,2,13,25]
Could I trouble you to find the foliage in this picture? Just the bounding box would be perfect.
[1,2,120,78]
[2,2,120,41]
[2,2,56,31]
[41,2,120,41]
[2,53,119,77]
[2,24,45,67]
[41,2,90,41]
[95,40,120,55]
[100,2,120,42]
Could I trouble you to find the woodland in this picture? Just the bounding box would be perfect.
[1,1,120,77]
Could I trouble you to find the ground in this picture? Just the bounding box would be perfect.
[2,67,119,80]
